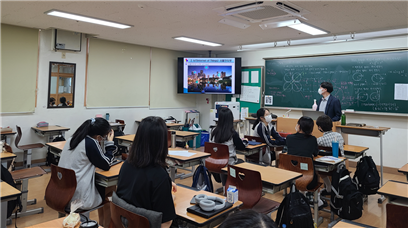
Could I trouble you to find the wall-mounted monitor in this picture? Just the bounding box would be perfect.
[177,57,241,94]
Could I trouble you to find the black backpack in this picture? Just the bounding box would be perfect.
[353,156,380,195]
[1,165,22,218]
[46,135,66,166]
[331,164,363,220]
[191,165,214,192]
[275,184,314,228]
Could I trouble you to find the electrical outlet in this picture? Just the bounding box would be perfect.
[62,52,66,59]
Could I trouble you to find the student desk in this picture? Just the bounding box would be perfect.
[398,163,408,180]
[167,148,210,182]
[245,117,277,135]
[332,219,375,228]
[95,162,124,187]
[31,125,70,142]
[377,180,408,207]
[1,181,22,228]
[221,162,302,194]
[313,156,346,172]
[109,122,125,131]
[135,120,185,130]
[343,145,369,159]
[117,132,200,150]
[174,186,243,228]
[1,151,17,168]
[235,143,267,165]
[336,125,390,203]
[45,141,66,157]
[1,131,16,145]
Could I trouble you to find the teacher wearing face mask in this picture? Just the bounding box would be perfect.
[316,82,342,121]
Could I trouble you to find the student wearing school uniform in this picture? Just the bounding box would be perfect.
[252,108,286,165]
[316,114,345,196]
[286,116,327,209]
[316,82,342,121]
[210,107,248,185]
[58,117,117,227]
[116,116,177,228]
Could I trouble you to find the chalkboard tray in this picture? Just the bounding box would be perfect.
[187,202,233,219]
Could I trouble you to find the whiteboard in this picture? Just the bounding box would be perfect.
[240,86,260,103]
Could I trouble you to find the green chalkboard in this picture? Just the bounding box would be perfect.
[264,50,408,114]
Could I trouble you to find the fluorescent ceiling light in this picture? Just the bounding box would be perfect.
[174,37,222,47]
[259,19,301,30]
[288,23,327,35]
[219,18,250,29]
[222,6,265,16]
[45,10,132,29]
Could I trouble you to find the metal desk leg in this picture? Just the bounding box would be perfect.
[1,201,7,227]
[170,166,176,182]
[192,136,197,150]
[258,148,263,165]
[313,189,323,227]
[26,149,32,168]
[11,179,43,218]
[378,133,386,204]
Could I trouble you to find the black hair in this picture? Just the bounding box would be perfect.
[252,108,269,130]
[316,114,333,132]
[128,116,168,168]
[60,97,67,106]
[211,107,235,143]
[320,82,333,93]
[298,116,314,137]
[69,118,111,150]
[49,97,55,105]
[218,209,277,228]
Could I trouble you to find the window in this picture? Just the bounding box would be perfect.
[48,62,76,108]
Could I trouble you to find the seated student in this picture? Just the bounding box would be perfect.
[316,114,345,196]
[58,118,117,227]
[49,97,56,107]
[210,107,248,185]
[58,96,68,106]
[116,116,177,228]
[252,108,286,165]
[218,209,276,228]
[286,116,327,208]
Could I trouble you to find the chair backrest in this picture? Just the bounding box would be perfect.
[225,165,262,209]
[45,164,77,214]
[386,203,408,228]
[278,153,315,191]
[15,125,22,149]
[109,202,151,228]
[204,142,229,173]
[115,119,125,131]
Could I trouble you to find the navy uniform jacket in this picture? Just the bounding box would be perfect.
[316,94,342,121]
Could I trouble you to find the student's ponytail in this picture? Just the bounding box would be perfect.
[252,108,268,130]
[69,118,111,150]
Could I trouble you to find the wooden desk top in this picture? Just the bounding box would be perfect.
[245,143,266,150]
[109,122,124,127]
[1,131,16,135]
[222,162,302,186]
[31,125,70,132]
[166,123,185,127]
[398,163,408,173]
[174,186,242,226]
[1,151,16,160]
[332,221,365,228]
[45,141,66,151]
[95,162,124,179]
[336,125,390,132]
[344,145,369,153]
[174,130,200,137]
[378,180,408,199]
[116,134,135,142]
[168,148,210,161]
[1,181,21,201]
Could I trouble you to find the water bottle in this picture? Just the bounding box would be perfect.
[332,137,339,158]
[341,111,346,125]
[171,131,176,148]
[105,113,110,121]
[312,99,317,111]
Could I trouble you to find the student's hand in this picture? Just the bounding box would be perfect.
[172,182,178,193]
[107,129,114,141]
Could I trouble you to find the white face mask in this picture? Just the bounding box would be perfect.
[265,115,272,123]
[318,88,324,95]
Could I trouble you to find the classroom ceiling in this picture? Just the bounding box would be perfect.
[1,1,408,55]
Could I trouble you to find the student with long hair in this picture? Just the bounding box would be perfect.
[116,116,177,228]
[218,209,276,228]
[252,108,286,165]
[210,107,248,185]
[285,116,327,209]
[58,117,117,227]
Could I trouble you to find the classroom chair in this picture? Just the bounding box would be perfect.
[278,153,323,226]
[45,164,103,218]
[386,203,408,228]
[109,202,151,228]
[226,165,280,215]
[9,166,46,219]
[15,126,44,168]
[244,135,283,167]
[204,142,229,193]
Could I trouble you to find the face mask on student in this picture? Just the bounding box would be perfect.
[318,88,325,95]
[265,115,272,123]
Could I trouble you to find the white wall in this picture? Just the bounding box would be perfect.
[218,36,408,168]
[1,29,197,163]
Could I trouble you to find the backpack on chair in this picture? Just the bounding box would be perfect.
[275,184,314,228]
[331,164,363,220]
[191,165,214,192]
[353,155,380,195]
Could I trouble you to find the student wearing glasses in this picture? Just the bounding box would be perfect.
[58,117,117,227]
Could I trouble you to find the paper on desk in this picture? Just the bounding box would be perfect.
[315,156,343,163]
[168,150,195,157]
